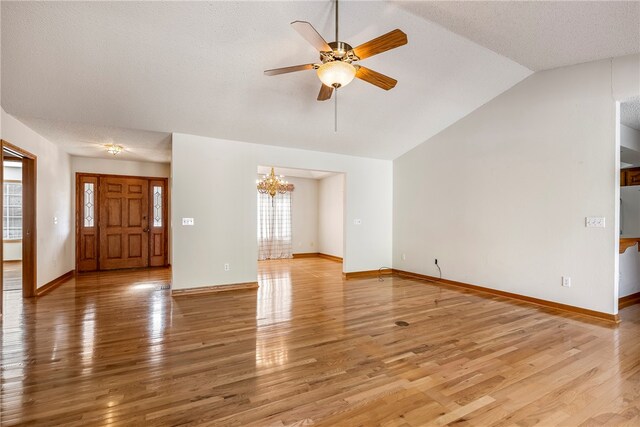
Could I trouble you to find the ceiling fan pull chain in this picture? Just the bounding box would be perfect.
[335,88,338,133]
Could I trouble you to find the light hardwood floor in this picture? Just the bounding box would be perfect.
[3,260,22,292]
[1,258,639,426]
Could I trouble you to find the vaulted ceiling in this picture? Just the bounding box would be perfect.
[1,1,638,163]
[395,1,640,71]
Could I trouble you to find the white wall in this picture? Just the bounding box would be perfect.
[619,246,640,297]
[3,241,21,261]
[613,54,640,101]
[393,59,618,314]
[172,134,392,290]
[318,174,344,258]
[621,186,640,237]
[71,156,170,178]
[1,109,74,288]
[4,163,21,180]
[621,124,640,152]
[284,176,318,254]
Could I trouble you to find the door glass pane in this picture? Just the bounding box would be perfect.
[84,182,95,227]
[153,186,162,227]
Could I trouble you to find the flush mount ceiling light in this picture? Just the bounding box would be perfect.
[106,144,123,155]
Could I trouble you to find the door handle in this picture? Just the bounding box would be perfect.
[143,228,150,232]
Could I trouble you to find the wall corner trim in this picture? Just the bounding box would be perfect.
[619,291,640,309]
[343,269,393,280]
[318,253,343,263]
[37,270,75,297]
[292,252,320,258]
[392,269,620,324]
[171,282,259,296]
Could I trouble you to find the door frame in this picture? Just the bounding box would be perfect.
[1,139,38,300]
[75,173,169,272]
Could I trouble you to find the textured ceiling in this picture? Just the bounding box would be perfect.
[622,99,640,131]
[395,1,640,71]
[13,116,171,162]
[1,1,531,161]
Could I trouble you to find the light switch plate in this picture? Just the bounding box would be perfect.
[585,217,605,228]
[182,217,194,226]
[353,219,362,225]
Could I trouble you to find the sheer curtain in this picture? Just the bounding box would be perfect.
[257,191,293,260]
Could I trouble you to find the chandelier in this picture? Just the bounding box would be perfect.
[106,143,123,155]
[257,167,290,198]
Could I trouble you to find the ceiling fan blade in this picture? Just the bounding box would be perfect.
[291,21,332,52]
[356,66,397,90]
[352,29,407,60]
[264,63,315,76]
[317,84,334,101]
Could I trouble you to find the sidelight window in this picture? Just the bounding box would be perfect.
[153,186,163,227]
[83,182,95,227]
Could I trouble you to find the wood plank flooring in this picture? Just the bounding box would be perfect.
[3,260,22,292]
[1,258,639,426]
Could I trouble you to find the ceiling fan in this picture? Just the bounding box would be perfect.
[264,0,408,102]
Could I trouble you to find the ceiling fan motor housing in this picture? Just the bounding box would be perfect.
[325,41,355,60]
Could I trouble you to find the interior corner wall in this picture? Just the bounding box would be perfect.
[1,108,74,288]
[281,176,318,254]
[612,54,640,101]
[393,58,619,315]
[318,174,344,258]
[171,134,392,290]
[621,124,640,151]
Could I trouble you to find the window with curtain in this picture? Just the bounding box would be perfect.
[257,191,293,260]
[3,181,22,240]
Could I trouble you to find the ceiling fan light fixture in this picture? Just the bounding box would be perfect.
[317,61,356,89]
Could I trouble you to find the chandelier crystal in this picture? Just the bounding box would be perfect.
[256,167,289,198]
[106,144,123,155]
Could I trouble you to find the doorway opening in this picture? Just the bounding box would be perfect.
[618,98,640,311]
[1,140,37,308]
[76,173,169,272]
[256,165,346,322]
[256,165,345,263]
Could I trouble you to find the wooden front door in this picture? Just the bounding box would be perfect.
[76,173,168,272]
[99,176,150,270]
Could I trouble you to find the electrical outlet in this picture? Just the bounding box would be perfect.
[182,217,194,226]
[562,276,571,287]
[435,259,438,265]
[353,218,362,225]
[224,263,230,271]
[401,253,406,261]
[585,217,605,228]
